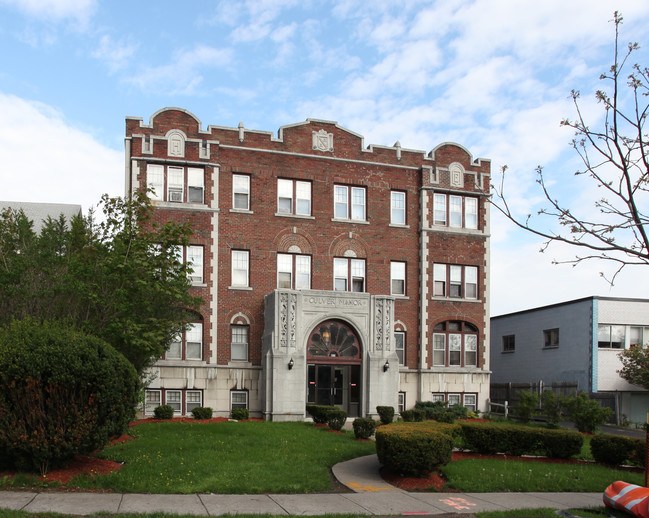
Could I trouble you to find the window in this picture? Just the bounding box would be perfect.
[166,390,182,415]
[433,321,479,367]
[463,394,477,412]
[391,191,406,225]
[145,390,161,415]
[432,193,479,229]
[231,250,249,287]
[231,391,248,410]
[146,164,205,204]
[398,392,406,413]
[233,174,250,210]
[447,393,461,406]
[186,391,202,413]
[630,327,649,348]
[431,393,446,403]
[598,325,625,349]
[277,253,311,289]
[543,328,559,348]
[334,185,366,221]
[278,179,311,216]
[502,335,515,352]
[231,325,249,361]
[395,331,405,365]
[433,264,478,300]
[391,261,406,296]
[166,322,203,360]
[334,258,365,292]
[172,245,204,284]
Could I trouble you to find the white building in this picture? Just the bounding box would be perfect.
[490,296,649,425]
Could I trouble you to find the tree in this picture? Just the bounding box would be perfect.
[618,345,649,390]
[491,12,648,285]
[0,191,201,376]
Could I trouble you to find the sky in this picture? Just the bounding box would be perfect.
[1,0,648,316]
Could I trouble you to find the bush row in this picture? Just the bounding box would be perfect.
[591,433,645,467]
[459,421,583,459]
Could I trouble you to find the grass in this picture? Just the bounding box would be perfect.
[70,421,375,494]
[442,457,643,492]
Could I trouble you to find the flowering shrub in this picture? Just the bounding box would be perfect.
[0,319,138,475]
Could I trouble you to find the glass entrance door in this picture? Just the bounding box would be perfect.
[307,364,360,416]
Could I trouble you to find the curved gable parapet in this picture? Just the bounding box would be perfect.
[430,142,490,168]
[137,107,206,133]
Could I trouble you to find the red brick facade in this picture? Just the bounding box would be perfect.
[126,108,491,419]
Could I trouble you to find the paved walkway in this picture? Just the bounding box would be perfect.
[0,455,605,516]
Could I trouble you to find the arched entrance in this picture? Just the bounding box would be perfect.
[306,319,362,417]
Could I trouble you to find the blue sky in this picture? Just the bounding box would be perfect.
[1,0,648,315]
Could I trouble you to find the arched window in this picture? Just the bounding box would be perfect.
[307,320,361,364]
[432,321,478,367]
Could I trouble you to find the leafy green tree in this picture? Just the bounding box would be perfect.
[0,191,200,375]
[619,345,649,390]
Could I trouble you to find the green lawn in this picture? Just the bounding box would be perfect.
[73,421,375,494]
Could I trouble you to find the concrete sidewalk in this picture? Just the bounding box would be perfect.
[0,455,605,516]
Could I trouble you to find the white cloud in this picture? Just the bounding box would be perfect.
[0,0,97,25]
[91,35,136,73]
[0,92,122,212]
[126,45,233,96]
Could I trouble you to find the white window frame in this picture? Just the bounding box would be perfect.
[233,174,250,210]
[433,264,446,296]
[147,164,164,201]
[333,258,365,292]
[231,325,249,361]
[186,390,202,413]
[431,393,445,403]
[433,194,447,225]
[185,323,203,360]
[433,334,446,366]
[463,394,477,412]
[465,334,477,366]
[187,167,204,204]
[167,166,184,203]
[449,195,462,227]
[465,266,478,299]
[187,245,204,284]
[390,261,406,296]
[598,324,625,349]
[465,197,478,229]
[145,389,161,415]
[630,327,649,348]
[334,185,366,221]
[165,389,182,415]
[231,250,250,287]
[449,265,462,298]
[434,264,479,300]
[391,191,406,225]
[278,179,311,216]
[447,393,462,406]
[277,253,311,290]
[395,331,405,365]
[433,321,479,367]
[433,193,479,229]
[398,392,406,413]
[231,390,248,410]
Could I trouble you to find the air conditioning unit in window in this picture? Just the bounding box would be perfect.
[169,189,183,202]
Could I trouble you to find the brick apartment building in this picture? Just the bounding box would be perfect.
[125,107,491,421]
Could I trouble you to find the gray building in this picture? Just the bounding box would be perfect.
[0,201,82,233]
[490,296,649,425]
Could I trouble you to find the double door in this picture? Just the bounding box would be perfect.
[307,364,360,417]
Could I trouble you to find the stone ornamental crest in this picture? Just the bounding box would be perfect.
[449,164,464,188]
[312,130,334,152]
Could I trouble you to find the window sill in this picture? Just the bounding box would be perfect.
[228,361,252,367]
[389,223,410,229]
[543,345,559,350]
[331,218,370,225]
[230,209,253,214]
[430,296,482,303]
[229,286,253,291]
[391,295,410,300]
[191,283,207,288]
[501,350,515,354]
[275,212,315,220]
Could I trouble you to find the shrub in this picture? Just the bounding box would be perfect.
[191,406,213,420]
[231,408,249,420]
[306,405,336,424]
[415,400,448,420]
[154,405,174,420]
[352,418,376,439]
[590,434,636,465]
[459,422,583,459]
[376,423,454,476]
[326,408,347,431]
[514,391,538,424]
[449,404,469,420]
[563,393,613,433]
[376,406,395,425]
[0,319,139,475]
[541,391,563,428]
[631,438,646,468]
[436,411,456,424]
[400,409,425,422]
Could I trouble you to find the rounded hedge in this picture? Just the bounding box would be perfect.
[0,319,139,474]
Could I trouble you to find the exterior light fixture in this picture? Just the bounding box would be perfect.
[383,360,390,372]
[288,358,295,370]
